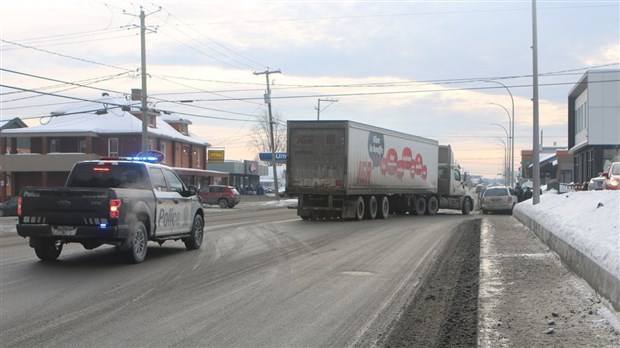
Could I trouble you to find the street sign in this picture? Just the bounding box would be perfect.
[259,152,287,163]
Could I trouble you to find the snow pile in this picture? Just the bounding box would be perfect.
[514,190,619,278]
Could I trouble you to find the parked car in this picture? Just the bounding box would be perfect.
[602,162,620,190]
[588,176,606,191]
[0,196,19,217]
[198,185,241,208]
[480,186,517,215]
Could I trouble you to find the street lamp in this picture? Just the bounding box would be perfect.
[484,80,515,187]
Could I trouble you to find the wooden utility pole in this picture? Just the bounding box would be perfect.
[254,69,281,200]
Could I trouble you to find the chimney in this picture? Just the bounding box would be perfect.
[131,88,142,101]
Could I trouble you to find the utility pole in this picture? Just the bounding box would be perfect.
[254,69,281,200]
[532,0,541,204]
[140,8,148,153]
[315,98,338,120]
[126,6,160,154]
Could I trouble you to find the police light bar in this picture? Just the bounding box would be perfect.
[99,156,160,163]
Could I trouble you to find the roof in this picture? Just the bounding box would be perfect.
[0,96,210,146]
[0,117,28,130]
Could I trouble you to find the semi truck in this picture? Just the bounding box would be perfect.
[286,120,474,220]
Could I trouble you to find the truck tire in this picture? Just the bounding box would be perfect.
[218,198,228,209]
[355,197,365,221]
[33,239,63,261]
[413,196,426,216]
[184,214,204,250]
[365,196,378,220]
[461,198,472,215]
[123,221,148,264]
[426,196,439,215]
[378,196,389,219]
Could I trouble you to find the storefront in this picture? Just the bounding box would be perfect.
[207,160,268,194]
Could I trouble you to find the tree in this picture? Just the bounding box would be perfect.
[249,109,286,161]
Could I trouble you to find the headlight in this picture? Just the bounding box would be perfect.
[610,179,620,187]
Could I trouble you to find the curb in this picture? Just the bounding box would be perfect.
[513,209,620,312]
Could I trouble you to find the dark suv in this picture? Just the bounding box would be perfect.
[198,185,241,208]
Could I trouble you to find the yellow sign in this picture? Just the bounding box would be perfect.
[208,150,225,162]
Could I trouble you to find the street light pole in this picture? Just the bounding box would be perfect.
[492,124,510,186]
[315,98,338,120]
[489,102,512,185]
[531,0,541,204]
[485,81,515,187]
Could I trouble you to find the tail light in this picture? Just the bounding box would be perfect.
[17,197,22,216]
[109,199,122,218]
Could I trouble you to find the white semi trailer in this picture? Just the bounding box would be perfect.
[286,120,474,220]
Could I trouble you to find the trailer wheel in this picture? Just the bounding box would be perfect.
[365,196,378,220]
[378,196,390,219]
[355,196,365,221]
[413,196,426,216]
[461,198,472,215]
[426,196,439,215]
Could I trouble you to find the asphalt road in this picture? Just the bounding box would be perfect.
[0,208,474,347]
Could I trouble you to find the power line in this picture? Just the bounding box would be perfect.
[0,39,135,72]
[156,7,265,71]
[0,68,132,99]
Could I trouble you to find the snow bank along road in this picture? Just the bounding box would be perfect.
[514,190,619,313]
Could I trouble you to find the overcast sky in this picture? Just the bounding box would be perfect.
[1,0,619,178]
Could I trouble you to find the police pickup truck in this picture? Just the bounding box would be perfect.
[16,157,204,263]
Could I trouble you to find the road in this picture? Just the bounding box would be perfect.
[0,208,474,347]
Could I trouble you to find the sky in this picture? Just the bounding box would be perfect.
[1,0,619,178]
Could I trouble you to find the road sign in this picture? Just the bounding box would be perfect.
[259,152,287,163]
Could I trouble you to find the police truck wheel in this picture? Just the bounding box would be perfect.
[184,214,204,250]
[124,221,148,263]
[355,197,365,221]
[34,239,63,261]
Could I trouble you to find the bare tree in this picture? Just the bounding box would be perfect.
[249,109,287,159]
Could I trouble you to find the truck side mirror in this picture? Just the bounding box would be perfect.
[188,186,197,196]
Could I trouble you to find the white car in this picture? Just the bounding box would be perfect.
[480,186,517,215]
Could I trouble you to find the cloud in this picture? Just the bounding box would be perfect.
[581,43,620,66]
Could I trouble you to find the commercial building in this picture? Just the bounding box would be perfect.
[568,70,620,182]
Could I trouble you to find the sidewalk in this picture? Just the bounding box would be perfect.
[478,215,619,347]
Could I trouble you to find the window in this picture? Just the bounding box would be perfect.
[163,169,185,194]
[194,150,200,167]
[453,169,461,181]
[49,139,59,152]
[180,123,188,135]
[108,138,119,156]
[78,140,87,153]
[160,143,167,164]
[149,168,167,191]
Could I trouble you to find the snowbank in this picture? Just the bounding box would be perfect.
[514,190,619,279]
